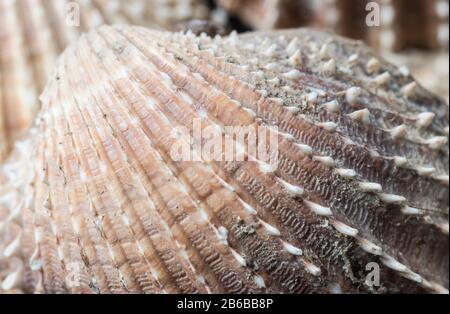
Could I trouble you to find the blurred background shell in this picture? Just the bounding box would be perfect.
[0,0,449,162]
[0,0,448,295]
[0,25,448,294]
[217,0,315,30]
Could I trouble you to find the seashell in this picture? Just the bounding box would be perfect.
[217,0,314,30]
[98,0,213,30]
[175,19,230,37]
[0,204,24,294]
[0,0,214,162]
[1,26,449,294]
[219,0,447,51]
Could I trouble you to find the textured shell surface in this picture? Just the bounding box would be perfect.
[366,0,449,51]
[0,25,449,294]
[385,51,449,103]
[0,0,213,162]
[217,0,314,30]
[138,0,211,29]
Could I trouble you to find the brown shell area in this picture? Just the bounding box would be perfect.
[218,0,449,51]
[0,0,213,162]
[135,0,211,30]
[217,0,315,30]
[0,26,449,294]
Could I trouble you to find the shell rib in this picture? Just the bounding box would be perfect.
[370,0,449,51]
[1,26,449,294]
[0,0,121,161]
[217,0,314,30]
[139,0,211,30]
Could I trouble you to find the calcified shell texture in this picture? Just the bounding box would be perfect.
[1,25,449,294]
[316,0,449,48]
[0,0,212,162]
[132,0,211,30]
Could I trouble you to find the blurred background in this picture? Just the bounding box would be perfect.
[0,0,449,161]
[1,0,449,295]
[209,0,450,103]
[100,0,450,104]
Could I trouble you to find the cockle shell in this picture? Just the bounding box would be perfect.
[0,0,213,162]
[0,25,449,294]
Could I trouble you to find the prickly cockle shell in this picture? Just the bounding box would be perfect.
[2,25,449,294]
[315,0,449,51]
[139,0,211,30]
